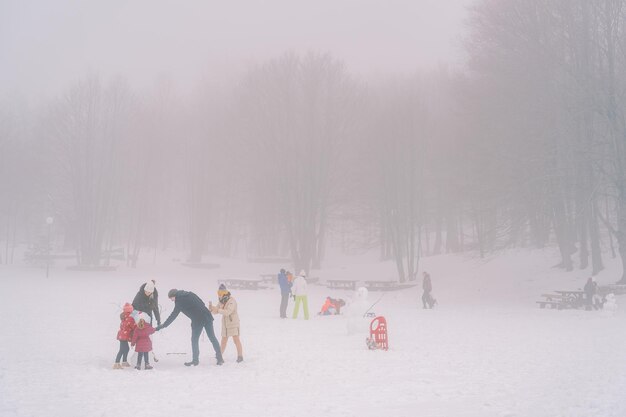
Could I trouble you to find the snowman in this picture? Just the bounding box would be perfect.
[346,286,369,334]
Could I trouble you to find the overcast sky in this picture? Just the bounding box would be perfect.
[0,0,473,99]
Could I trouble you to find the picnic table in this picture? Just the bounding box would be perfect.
[259,274,277,284]
[537,290,587,309]
[326,279,358,291]
[364,280,418,291]
[219,278,268,290]
[305,276,320,285]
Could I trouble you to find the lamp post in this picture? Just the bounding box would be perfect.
[46,217,54,278]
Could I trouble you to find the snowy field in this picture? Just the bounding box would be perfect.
[1,249,625,417]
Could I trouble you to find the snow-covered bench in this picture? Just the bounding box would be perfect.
[365,281,418,291]
[326,279,358,291]
[219,278,268,290]
[536,300,565,309]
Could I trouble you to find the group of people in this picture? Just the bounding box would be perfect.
[115,268,438,369]
[278,269,310,319]
[278,268,436,318]
[114,280,243,370]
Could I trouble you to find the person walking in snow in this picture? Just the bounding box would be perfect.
[156,289,224,367]
[584,277,597,310]
[278,268,292,318]
[132,280,161,326]
[113,303,136,369]
[292,271,309,320]
[131,314,155,370]
[422,271,436,309]
[210,284,243,363]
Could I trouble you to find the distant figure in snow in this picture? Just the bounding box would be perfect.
[131,314,155,370]
[422,272,436,309]
[584,277,597,310]
[210,284,244,363]
[319,296,346,315]
[292,271,309,320]
[278,268,292,318]
[132,280,161,326]
[113,303,136,369]
[156,289,224,367]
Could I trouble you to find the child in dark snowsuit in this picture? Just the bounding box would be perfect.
[113,303,136,369]
[131,315,155,370]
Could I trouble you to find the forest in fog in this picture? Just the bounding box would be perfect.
[1,0,626,283]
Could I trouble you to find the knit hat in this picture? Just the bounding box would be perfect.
[144,280,155,294]
[135,312,149,324]
[123,303,133,314]
[218,283,229,298]
[168,289,178,298]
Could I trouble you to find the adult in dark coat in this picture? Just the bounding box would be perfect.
[156,289,224,366]
[422,272,436,309]
[132,280,161,326]
[278,269,292,318]
[583,277,596,310]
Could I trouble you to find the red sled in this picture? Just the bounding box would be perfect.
[369,316,388,350]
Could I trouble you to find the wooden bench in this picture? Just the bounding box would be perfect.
[365,281,418,291]
[259,274,277,284]
[536,300,564,309]
[305,276,320,285]
[537,290,587,310]
[599,285,626,295]
[326,280,358,291]
[219,278,268,290]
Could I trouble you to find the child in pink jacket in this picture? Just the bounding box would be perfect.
[131,315,155,370]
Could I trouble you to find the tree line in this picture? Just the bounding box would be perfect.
[1,0,625,282]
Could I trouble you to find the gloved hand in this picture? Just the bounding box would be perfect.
[155,325,162,331]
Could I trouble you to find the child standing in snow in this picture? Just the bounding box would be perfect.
[113,303,136,369]
[131,315,155,370]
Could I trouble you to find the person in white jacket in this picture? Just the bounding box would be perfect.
[292,271,309,320]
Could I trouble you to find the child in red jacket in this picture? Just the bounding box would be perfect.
[113,303,136,369]
[131,315,155,370]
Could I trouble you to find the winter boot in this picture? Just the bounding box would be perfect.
[112,363,122,370]
[184,360,199,367]
[236,356,244,363]
[134,366,141,370]
[216,358,224,366]
[144,364,153,370]
[121,362,131,368]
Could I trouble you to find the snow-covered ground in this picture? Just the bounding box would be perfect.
[1,248,625,417]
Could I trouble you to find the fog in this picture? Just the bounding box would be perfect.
[1,0,626,282]
[1,0,470,98]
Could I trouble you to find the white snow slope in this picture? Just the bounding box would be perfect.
[1,248,625,417]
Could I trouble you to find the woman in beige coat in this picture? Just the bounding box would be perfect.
[211,284,243,363]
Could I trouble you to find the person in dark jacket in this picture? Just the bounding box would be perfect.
[156,289,224,367]
[584,277,596,310]
[132,280,161,326]
[422,272,436,309]
[278,268,292,318]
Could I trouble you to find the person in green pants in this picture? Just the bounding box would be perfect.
[292,271,309,320]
